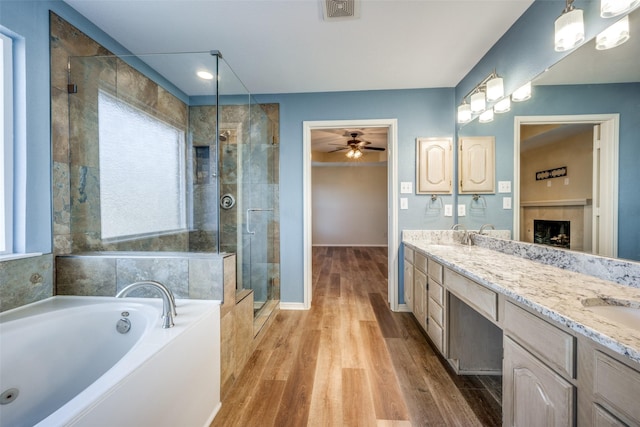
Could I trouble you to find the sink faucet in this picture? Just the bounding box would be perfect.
[116,280,177,328]
[479,224,496,235]
[452,223,472,245]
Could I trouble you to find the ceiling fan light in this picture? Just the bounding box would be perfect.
[512,81,532,102]
[346,149,355,158]
[470,91,486,113]
[457,103,472,123]
[555,7,585,52]
[600,0,639,17]
[479,109,494,123]
[353,149,363,159]
[596,15,630,50]
[486,76,504,102]
[494,97,511,113]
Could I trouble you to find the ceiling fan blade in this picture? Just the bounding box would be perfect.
[362,146,385,151]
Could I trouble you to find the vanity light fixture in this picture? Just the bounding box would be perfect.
[494,97,511,113]
[601,0,639,17]
[479,109,494,123]
[555,0,585,52]
[512,81,532,102]
[457,102,472,123]
[596,15,630,49]
[196,70,214,80]
[470,90,486,113]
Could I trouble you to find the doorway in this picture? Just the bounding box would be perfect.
[302,119,399,311]
[514,114,619,257]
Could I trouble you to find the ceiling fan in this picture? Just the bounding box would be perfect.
[329,132,386,159]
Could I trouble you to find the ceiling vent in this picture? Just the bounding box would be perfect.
[322,0,360,21]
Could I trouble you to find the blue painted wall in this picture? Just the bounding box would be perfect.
[254,89,456,303]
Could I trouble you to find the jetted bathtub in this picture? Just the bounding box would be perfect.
[0,296,221,427]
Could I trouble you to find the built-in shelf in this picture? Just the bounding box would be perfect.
[520,198,592,207]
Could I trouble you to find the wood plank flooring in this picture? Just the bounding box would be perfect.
[210,246,502,427]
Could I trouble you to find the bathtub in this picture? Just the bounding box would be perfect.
[0,296,221,427]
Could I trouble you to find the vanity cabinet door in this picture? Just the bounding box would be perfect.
[403,259,414,312]
[416,137,453,194]
[503,336,574,427]
[413,268,427,331]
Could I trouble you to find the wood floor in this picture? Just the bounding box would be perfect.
[210,246,502,427]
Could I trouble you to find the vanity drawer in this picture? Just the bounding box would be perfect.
[427,258,443,284]
[504,302,575,379]
[444,269,497,321]
[428,279,444,306]
[414,252,427,273]
[428,317,444,353]
[404,246,414,263]
[593,351,640,424]
[428,297,443,327]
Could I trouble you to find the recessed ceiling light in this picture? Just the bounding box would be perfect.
[197,71,214,80]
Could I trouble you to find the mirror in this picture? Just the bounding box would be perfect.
[458,9,640,261]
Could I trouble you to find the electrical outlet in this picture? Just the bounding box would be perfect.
[400,198,408,209]
[400,182,412,194]
[498,181,511,193]
[458,204,466,217]
[503,197,512,209]
[444,204,453,217]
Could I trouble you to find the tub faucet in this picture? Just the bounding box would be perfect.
[116,280,177,329]
[479,224,496,235]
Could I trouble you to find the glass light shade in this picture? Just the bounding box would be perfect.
[479,109,494,123]
[596,16,630,50]
[196,70,214,80]
[457,103,472,123]
[486,76,504,102]
[346,149,355,158]
[512,81,532,102]
[494,97,511,113]
[555,8,585,52]
[470,91,486,113]
[601,0,639,17]
[353,149,363,159]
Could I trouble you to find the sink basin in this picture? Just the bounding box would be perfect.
[582,298,640,331]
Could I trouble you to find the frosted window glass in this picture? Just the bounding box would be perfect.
[98,91,186,240]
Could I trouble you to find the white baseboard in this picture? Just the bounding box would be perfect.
[396,303,411,313]
[279,302,309,310]
[312,244,387,247]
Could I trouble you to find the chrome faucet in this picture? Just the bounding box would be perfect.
[116,280,177,328]
[479,224,496,235]
[451,223,472,245]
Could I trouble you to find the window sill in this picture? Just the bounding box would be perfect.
[0,252,44,262]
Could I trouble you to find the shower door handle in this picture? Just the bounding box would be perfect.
[246,208,274,235]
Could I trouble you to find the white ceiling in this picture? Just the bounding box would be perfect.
[64,0,534,95]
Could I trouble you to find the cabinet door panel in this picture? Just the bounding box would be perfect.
[414,269,427,331]
[459,136,495,193]
[403,260,413,311]
[503,337,574,427]
[416,137,452,194]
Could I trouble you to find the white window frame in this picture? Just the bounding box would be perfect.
[1,31,14,255]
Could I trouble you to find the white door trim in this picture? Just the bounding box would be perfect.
[514,114,619,257]
[302,119,399,311]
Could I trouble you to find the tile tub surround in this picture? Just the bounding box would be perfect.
[402,235,640,364]
[56,252,234,301]
[0,255,54,312]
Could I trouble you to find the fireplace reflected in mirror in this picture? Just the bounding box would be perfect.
[534,220,570,249]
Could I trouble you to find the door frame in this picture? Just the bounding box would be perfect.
[514,114,619,257]
[302,119,399,310]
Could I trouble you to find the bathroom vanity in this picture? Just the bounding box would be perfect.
[403,232,640,426]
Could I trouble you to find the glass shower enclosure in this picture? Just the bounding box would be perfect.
[65,51,279,317]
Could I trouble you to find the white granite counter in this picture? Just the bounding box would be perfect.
[403,235,640,365]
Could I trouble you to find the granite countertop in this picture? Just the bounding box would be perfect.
[403,238,640,364]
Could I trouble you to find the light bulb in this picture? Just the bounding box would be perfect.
[479,109,494,123]
[486,76,504,102]
[346,150,354,158]
[353,149,362,159]
[555,7,585,52]
[457,103,472,123]
[470,91,486,113]
[596,15,630,50]
[512,82,532,102]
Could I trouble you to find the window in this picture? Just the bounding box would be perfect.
[0,32,14,254]
[98,90,186,240]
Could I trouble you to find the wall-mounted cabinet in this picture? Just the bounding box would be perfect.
[416,137,453,194]
[458,136,495,194]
